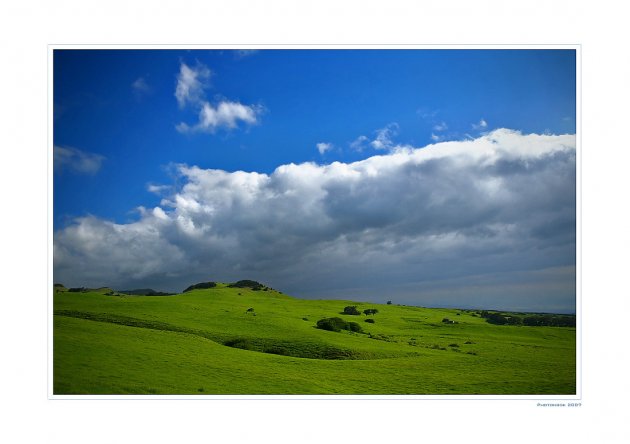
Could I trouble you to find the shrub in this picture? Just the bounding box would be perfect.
[246,308,255,313]
[522,314,575,327]
[346,322,363,332]
[183,282,217,292]
[386,301,392,305]
[363,308,379,316]
[228,280,264,290]
[343,306,361,315]
[506,315,522,325]
[316,317,346,332]
[442,318,451,323]
[486,313,508,325]
[365,318,375,324]
[449,343,460,348]
[316,317,363,333]
[53,283,65,288]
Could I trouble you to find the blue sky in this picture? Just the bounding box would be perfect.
[54,49,576,312]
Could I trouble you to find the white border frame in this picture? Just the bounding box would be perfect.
[48,44,581,402]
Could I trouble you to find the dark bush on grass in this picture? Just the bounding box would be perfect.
[523,314,575,327]
[68,287,87,292]
[316,317,346,332]
[228,280,264,290]
[365,318,375,324]
[346,322,363,332]
[486,313,508,325]
[316,317,363,333]
[343,306,361,315]
[183,282,217,292]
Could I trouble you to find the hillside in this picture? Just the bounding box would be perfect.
[53,283,576,395]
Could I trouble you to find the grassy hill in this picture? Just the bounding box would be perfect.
[53,283,576,395]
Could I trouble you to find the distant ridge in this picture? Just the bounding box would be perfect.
[118,288,175,296]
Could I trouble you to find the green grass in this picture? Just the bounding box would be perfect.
[53,284,576,395]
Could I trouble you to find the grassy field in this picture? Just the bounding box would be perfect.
[53,283,576,395]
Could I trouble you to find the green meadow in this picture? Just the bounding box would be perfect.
[53,283,576,395]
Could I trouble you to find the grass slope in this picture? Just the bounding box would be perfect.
[53,284,575,395]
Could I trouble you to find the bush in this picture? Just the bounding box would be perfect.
[346,322,363,332]
[486,313,508,325]
[386,301,392,305]
[343,306,361,315]
[506,315,522,325]
[316,317,346,332]
[365,318,375,324]
[363,308,379,316]
[316,317,363,333]
[183,281,217,292]
[523,314,576,327]
[228,280,264,290]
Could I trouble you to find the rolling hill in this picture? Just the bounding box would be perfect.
[53,282,576,395]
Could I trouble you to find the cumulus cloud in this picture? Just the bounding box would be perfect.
[177,101,262,133]
[175,62,211,108]
[350,135,369,151]
[54,129,576,312]
[317,142,333,155]
[370,123,399,150]
[175,61,262,133]
[54,146,105,175]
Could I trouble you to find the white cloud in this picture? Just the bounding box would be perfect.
[175,62,211,108]
[54,146,105,175]
[433,121,448,132]
[132,77,151,97]
[316,142,333,155]
[350,135,369,151]
[177,101,262,133]
[234,49,259,59]
[430,133,442,142]
[370,123,399,150]
[175,61,262,133]
[54,129,576,312]
[147,184,171,195]
[472,118,488,130]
